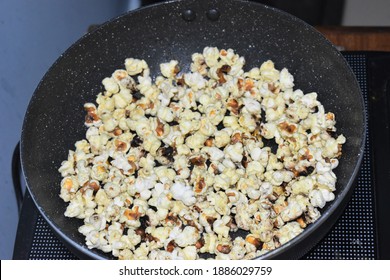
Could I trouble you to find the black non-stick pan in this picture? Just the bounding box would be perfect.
[21,0,366,259]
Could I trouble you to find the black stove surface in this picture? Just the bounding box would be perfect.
[13,52,390,260]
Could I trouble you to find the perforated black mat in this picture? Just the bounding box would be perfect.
[25,54,377,260]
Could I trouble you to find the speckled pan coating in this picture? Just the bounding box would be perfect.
[21,0,365,259]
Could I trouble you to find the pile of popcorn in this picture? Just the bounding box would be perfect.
[58,47,345,259]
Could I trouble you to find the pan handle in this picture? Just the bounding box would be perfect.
[12,142,24,214]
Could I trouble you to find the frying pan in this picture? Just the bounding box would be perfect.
[21,0,366,259]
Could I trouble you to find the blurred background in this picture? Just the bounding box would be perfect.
[1,0,389,259]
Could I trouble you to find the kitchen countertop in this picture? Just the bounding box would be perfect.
[316,26,390,51]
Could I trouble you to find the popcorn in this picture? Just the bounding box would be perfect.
[243,97,261,115]
[260,60,280,82]
[157,106,175,123]
[160,60,179,79]
[206,147,225,162]
[203,47,220,67]
[279,68,294,90]
[125,58,148,76]
[58,47,345,260]
[224,143,244,162]
[280,200,303,222]
[213,215,231,238]
[102,77,119,94]
[309,188,335,208]
[184,72,206,90]
[171,182,196,206]
[174,226,199,247]
[104,182,121,198]
[276,222,304,245]
[214,129,231,148]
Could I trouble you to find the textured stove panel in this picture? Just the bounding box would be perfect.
[305,54,376,259]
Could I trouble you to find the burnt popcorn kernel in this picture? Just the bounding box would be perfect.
[226,216,237,230]
[190,107,198,112]
[166,240,177,252]
[216,122,225,130]
[280,182,288,188]
[195,236,205,249]
[220,64,231,73]
[132,90,143,101]
[206,216,216,227]
[135,228,146,239]
[175,76,185,86]
[298,166,315,176]
[246,235,263,250]
[216,244,231,254]
[273,235,281,247]
[306,166,315,174]
[298,170,308,177]
[184,218,198,228]
[168,120,179,126]
[139,215,150,228]
[189,156,205,166]
[262,138,278,154]
[327,129,338,139]
[241,154,249,168]
[161,146,175,161]
[260,110,266,122]
[85,114,95,124]
[144,233,158,242]
[131,135,143,147]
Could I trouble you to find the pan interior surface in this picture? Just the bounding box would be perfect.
[21,0,365,259]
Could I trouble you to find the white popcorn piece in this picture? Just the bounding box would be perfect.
[276,222,304,245]
[207,147,225,162]
[160,60,179,79]
[171,182,196,206]
[213,215,231,238]
[214,129,231,148]
[309,188,335,208]
[243,97,261,115]
[203,46,220,67]
[184,72,206,90]
[224,143,244,162]
[173,226,199,247]
[260,60,280,82]
[280,200,303,222]
[125,58,148,76]
[102,77,119,94]
[279,68,294,90]
[181,246,197,260]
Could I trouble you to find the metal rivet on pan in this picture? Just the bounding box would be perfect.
[182,9,196,21]
[206,8,220,21]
